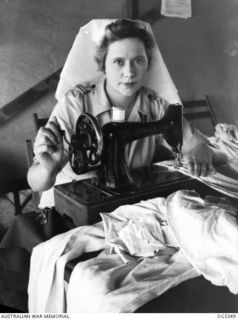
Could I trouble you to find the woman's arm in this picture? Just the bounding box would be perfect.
[27,117,66,192]
[181,118,217,177]
[27,87,87,192]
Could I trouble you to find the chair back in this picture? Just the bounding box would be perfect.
[33,113,48,133]
[183,95,217,136]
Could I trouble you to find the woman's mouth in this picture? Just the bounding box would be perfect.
[122,82,137,88]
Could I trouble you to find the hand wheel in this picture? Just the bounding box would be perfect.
[69,113,103,174]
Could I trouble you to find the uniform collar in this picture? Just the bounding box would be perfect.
[127,87,152,122]
[93,76,152,121]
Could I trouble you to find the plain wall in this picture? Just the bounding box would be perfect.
[1,0,238,192]
[151,0,238,124]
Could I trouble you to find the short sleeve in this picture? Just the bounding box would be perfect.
[48,89,85,157]
[150,96,170,121]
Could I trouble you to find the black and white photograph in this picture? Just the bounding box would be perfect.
[0,0,237,317]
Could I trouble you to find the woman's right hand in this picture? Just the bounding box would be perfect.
[33,116,64,174]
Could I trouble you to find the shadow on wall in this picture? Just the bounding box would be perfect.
[152,0,238,125]
[208,94,238,124]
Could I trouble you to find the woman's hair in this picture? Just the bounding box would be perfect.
[95,19,155,72]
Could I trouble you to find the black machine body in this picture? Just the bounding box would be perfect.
[68,104,183,191]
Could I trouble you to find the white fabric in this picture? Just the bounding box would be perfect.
[158,158,238,199]
[55,19,181,104]
[28,223,106,313]
[28,197,198,313]
[209,123,238,159]
[166,190,238,294]
[28,190,238,312]
[100,198,178,257]
[67,250,195,313]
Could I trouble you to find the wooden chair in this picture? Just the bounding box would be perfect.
[32,113,48,133]
[3,179,32,215]
[25,113,48,210]
[182,95,217,136]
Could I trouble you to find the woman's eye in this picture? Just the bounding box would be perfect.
[114,59,124,66]
[134,57,145,64]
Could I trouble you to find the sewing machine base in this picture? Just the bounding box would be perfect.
[54,165,220,227]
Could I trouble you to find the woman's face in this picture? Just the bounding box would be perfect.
[105,38,149,102]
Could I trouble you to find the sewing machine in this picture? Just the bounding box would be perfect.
[54,104,212,226]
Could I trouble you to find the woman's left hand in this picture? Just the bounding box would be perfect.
[183,143,215,177]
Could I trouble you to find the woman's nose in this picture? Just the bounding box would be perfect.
[123,61,135,78]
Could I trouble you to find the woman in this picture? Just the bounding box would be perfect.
[28,19,214,206]
[0,19,225,312]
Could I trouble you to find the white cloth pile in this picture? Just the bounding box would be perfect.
[28,190,238,313]
[28,197,198,313]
